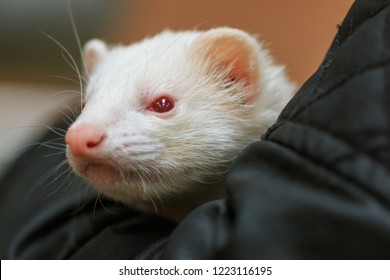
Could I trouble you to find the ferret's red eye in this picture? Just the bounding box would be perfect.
[148,96,175,113]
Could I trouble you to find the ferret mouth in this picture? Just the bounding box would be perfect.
[78,162,147,187]
[68,155,167,202]
[81,162,120,186]
[76,161,167,203]
[84,162,115,176]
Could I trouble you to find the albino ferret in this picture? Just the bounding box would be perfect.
[65,28,295,221]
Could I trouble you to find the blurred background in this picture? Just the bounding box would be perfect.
[0,0,353,178]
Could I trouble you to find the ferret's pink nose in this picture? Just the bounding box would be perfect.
[65,123,105,157]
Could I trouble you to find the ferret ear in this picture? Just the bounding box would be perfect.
[192,28,261,104]
[83,39,108,74]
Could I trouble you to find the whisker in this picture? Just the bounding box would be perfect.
[0,125,45,137]
[61,49,78,75]
[48,89,82,99]
[66,0,88,112]
[35,137,65,145]
[46,93,80,121]
[152,186,166,212]
[40,31,84,99]
[38,104,75,125]
[44,166,74,199]
[35,142,66,152]
[74,73,88,84]
[27,159,69,198]
[42,150,67,158]
[44,126,65,137]
[147,193,159,214]
[45,165,73,190]
[46,75,80,85]
[93,195,99,219]
[97,195,118,215]
[67,0,89,79]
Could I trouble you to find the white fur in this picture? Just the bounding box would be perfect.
[67,28,295,219]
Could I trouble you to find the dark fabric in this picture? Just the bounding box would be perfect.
[162,0,390,259]
[1,0,390,260]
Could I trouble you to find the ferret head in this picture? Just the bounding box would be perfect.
[65,28,293,210]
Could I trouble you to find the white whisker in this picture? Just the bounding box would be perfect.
[27,159,69,197]
[40,31,84,99]
[60,49,79,76]
[46,74,81,85]
[42,150,67,158]
[67,0,89,79]
[98,195,118,215]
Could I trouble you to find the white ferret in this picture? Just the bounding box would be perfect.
[65,28,295,221]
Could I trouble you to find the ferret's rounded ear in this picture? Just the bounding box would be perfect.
[83,39,108,74]
[192,28,261,104]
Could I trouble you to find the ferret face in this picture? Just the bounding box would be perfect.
[65,28,293,208]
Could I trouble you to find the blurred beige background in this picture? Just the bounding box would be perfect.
[0,0,353,177]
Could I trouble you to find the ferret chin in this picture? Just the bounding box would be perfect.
[65,27,296,222]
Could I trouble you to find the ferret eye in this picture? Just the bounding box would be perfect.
[148,96,175,113]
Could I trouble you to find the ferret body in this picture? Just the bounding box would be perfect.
[65,28,295,221]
